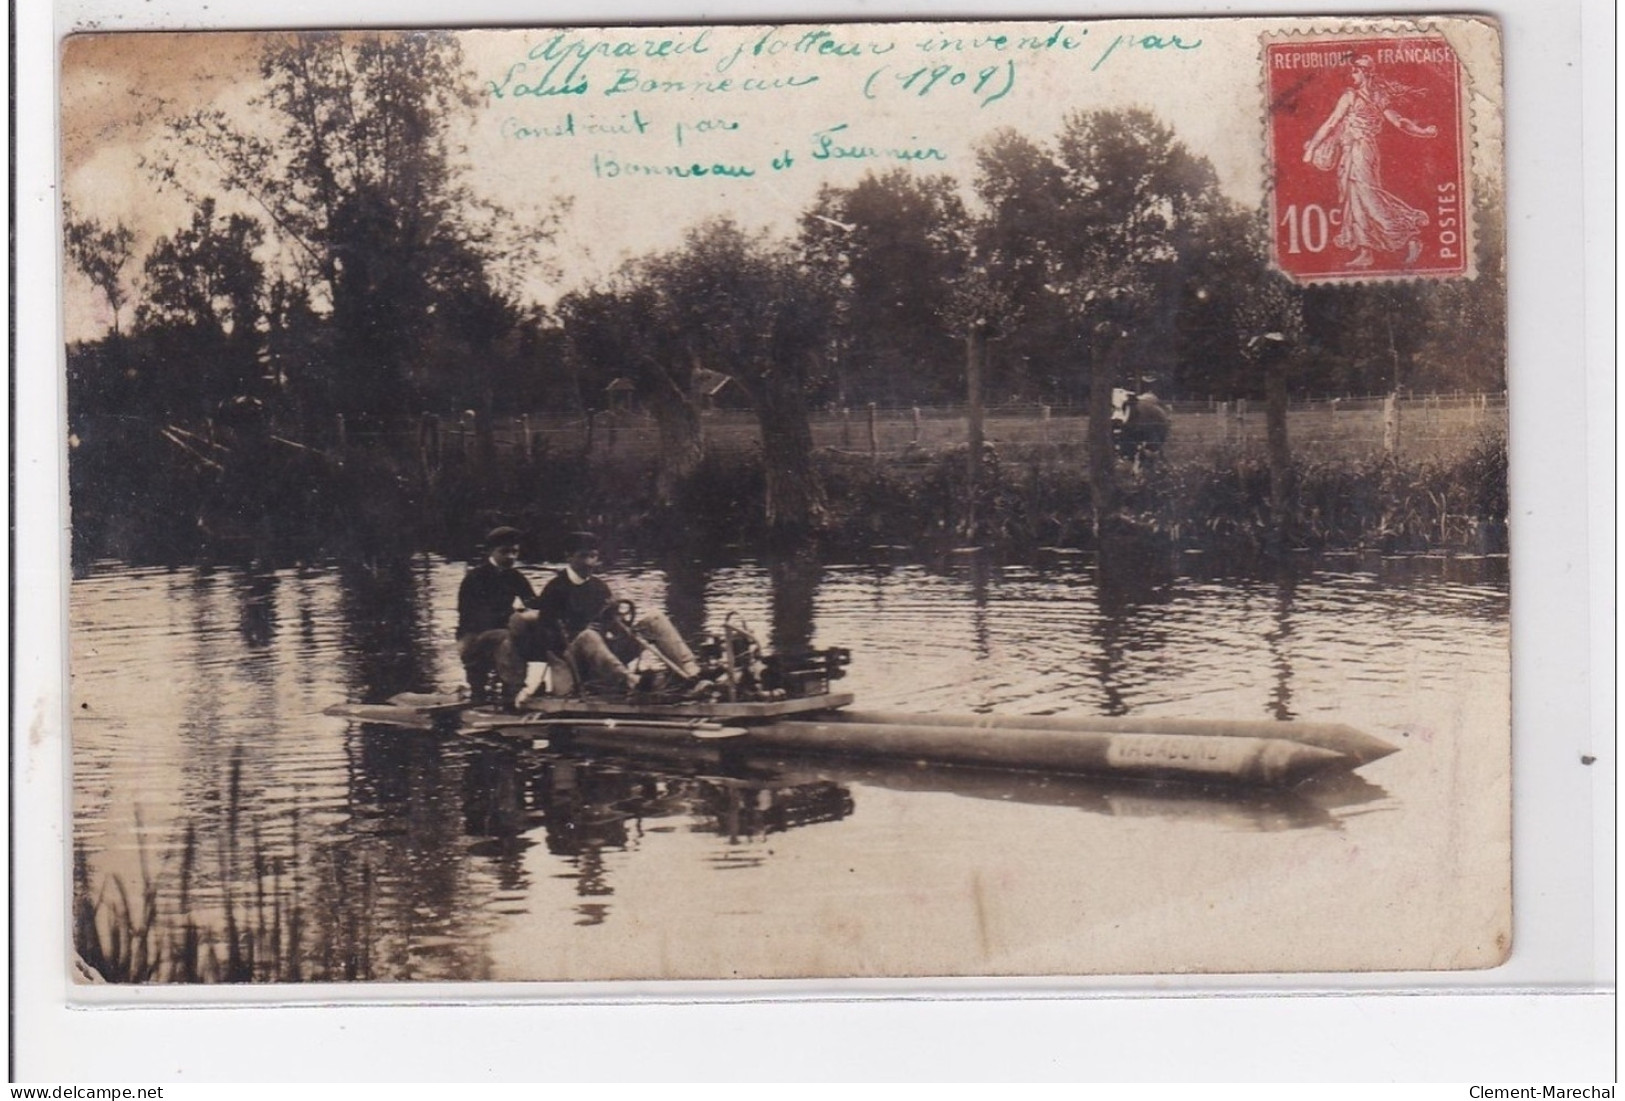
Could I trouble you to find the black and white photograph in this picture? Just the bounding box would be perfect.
[58,16,1515,987]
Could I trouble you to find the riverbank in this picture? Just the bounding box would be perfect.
[68,419,1508,568]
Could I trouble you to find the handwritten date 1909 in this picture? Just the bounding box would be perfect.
[863,60,1015,108]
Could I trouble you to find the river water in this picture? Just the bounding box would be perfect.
[69,550,1510,982]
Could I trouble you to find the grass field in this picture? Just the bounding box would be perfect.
[429,394,1508,470]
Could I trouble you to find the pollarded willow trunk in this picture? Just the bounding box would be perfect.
[648,388,705,506]
[1264,347,1293,549]
[1087,328,1123,534]
[753,361,827,538]
[963,327,987,540]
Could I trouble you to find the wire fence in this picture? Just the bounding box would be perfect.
[367,391,1507,469]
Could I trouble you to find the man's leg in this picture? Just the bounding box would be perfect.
[568,628,638,694]
[545,657,576,697]
[507,611,548,663]
[636,612,702,679]
[493,634,528,710]
[497,612,555,708]
[458,629,510,705]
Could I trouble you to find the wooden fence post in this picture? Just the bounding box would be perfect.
[418,412,441,474]
[1041,404,1051,446]
[867,402,879,463]
[911,405,921,445]
[1383,392,1401,454]
[841,407,852,449]
[334,413,347,454]
[520,414,534,460]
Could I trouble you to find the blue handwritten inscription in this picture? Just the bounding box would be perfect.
[487,23,1212,183]
[913,24,1086,53]
[810,123,945,162]
[605,70,819,97]
[488,29,716,98]
[1090,32,1203,72]
[674,117,741,146]
[488,56,590,99]
[863,60,1016,108]
[712,26,897,72]
[593,153,755,179]
[500,111,652,140]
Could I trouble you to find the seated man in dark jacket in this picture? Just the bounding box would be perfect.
[533,531,700,696]
[456,526,539,708]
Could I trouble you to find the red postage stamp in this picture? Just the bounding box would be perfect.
[1266,32,1470,282]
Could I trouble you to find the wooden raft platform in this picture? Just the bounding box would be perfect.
[516,692,854,721]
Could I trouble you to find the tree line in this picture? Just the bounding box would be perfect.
[66,31,1506,540]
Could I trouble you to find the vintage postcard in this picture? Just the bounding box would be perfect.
[61,15,1508,987]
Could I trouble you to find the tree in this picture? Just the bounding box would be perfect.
[977,109,1227,529]
[152,32,556,421]
[1410,179,1507,394]
[1165,205,1264,400]
[418,243,524,471]
[645,220,835,535]
[557,280,707,504]
[970,128,1076,400]
[64,213,137,337]
[138,199,265,337]
[134,199,268,406]
[1236,273,1307,545]
[800,171,971,404]
[938,259,1021,539]
[1301,280,1428,396]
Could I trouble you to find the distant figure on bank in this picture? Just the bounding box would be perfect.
[1111,388,1172,464]
[532,531,702,696]
[455,526,537,709]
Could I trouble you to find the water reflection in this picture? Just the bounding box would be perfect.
[467,742,858,924]
[1094,532,1177,616]
[1265,572,1298,722]
[767,547,822,655]
[1086,536,1179,717]
[578,744,1385,834]
[334,556,437,701]
[340,726,488,980]
[235,569,279,650]
[660,552,711,644]
[68,550,1506,982]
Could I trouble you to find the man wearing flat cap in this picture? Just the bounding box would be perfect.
[455,526,538,708]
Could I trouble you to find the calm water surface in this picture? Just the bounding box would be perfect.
[70,551,1510,980]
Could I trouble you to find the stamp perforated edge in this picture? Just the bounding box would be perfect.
[1257,16,1501,286]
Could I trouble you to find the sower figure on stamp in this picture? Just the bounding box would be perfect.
[455,526,542,710]
[533,531,702,697]
[1302,55,1438,269]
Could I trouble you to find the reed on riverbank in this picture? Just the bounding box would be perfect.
[808,435,1508,559]
[73,757,377,984]
[69,414,1509,567]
